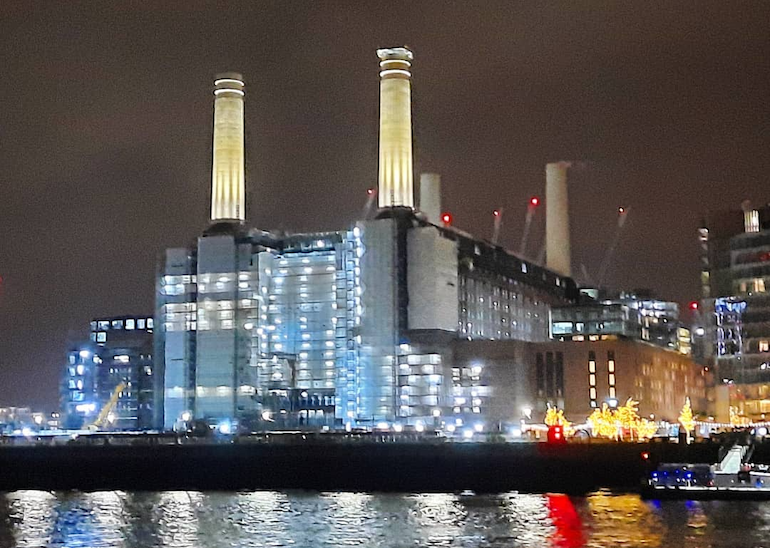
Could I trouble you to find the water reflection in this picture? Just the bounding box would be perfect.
[3,490,770,547]
[546,495,585,548]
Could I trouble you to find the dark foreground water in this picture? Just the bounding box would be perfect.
[0,490,768,548]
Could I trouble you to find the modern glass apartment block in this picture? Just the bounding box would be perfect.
[700,205,770,385]
[61,315,155,431]
[90,315,154,430]
[61,346,100,429]
[157,214,578,431]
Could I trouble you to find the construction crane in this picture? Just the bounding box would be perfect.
[86,382,126,432]
[597,206,630,288]
[519,196,540,257]
[491,208,503,246]
[361,188,378,219]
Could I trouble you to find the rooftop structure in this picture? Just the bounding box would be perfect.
[550,290,690,355]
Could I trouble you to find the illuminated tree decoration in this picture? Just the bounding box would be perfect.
[544,404,572,433]
[730,406,750,426]
[616,398,640,437]
[679,397,695,434]
[588,403,617,439]
[587,399,658,441]
[636,418,658,440]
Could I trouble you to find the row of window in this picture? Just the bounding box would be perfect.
[91,318,153,332]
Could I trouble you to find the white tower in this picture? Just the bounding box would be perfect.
[377,47,414,209]
[545,161,572,277]
[210,73,246,222]
[419,172,441,224]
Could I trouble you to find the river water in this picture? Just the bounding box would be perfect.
[0,490,768,548]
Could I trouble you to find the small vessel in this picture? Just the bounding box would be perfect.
[643,438,770,500]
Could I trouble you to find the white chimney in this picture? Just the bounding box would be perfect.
[419,173,441,224]
[545,161,572,277]
[377,47,414,209]
[210,72,245,222]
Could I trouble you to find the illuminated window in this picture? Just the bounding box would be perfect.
[590,387,597,399]
[589,374,596,386]
[609,387,616,398]
[609,374,616,386]
[608,360,615,373]
[745,210,760,233]
[761,340,770,353]
[589,361,596,373]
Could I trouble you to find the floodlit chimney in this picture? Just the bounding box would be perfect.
[210,72,246,222]
[419,173,441,224]
[377,47,414,209]
[545,161,572,277]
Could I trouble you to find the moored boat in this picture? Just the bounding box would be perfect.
[642,438,770,500]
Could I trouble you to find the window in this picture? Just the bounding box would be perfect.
[590,387,597,399]
[745,210,760,233]
[125,319,135,330]
[609,387,616,398]
[760,340,770,353]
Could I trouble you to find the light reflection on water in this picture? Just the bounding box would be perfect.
[1,490,770,547]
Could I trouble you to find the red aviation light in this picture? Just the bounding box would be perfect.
[530,197,540,207]
[366,188,375,195]
[618,206,626,214]
[441,212,452,225]
[493,209,500,217]
[689,301,699,311]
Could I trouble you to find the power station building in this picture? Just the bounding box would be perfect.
[156,49,579,432]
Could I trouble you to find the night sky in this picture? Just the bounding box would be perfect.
[1,2,768,410]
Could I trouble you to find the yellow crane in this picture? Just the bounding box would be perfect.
[86,382,126,432]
